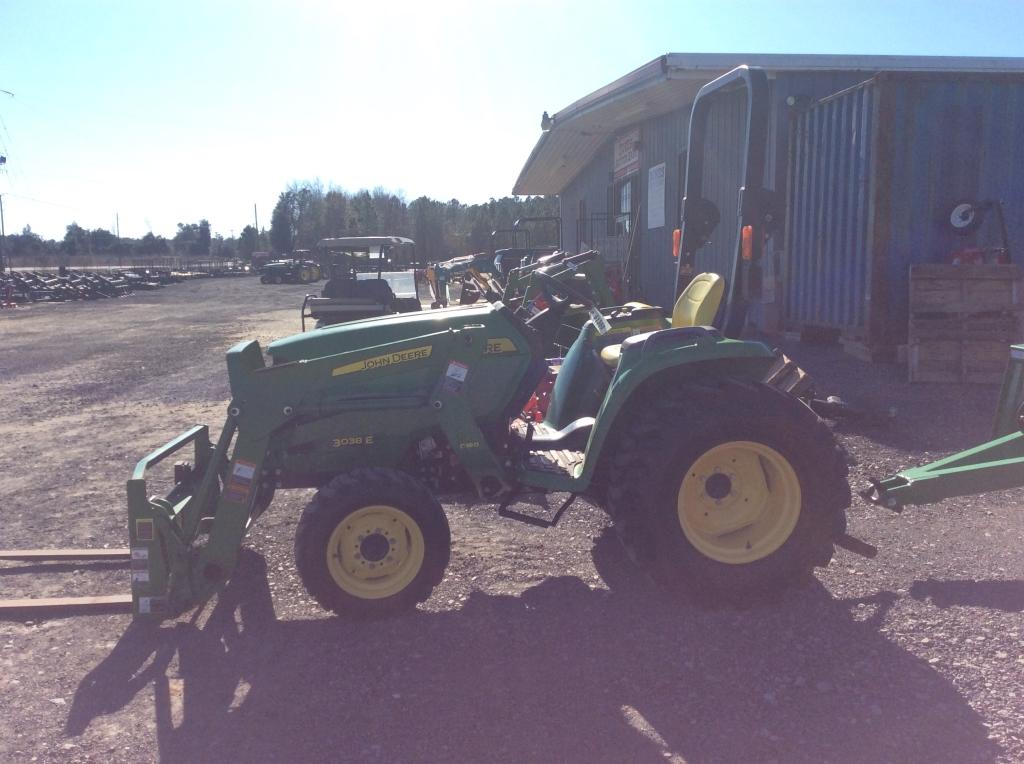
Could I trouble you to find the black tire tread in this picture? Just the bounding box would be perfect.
[295,467,450,618]
[606,378,850,605]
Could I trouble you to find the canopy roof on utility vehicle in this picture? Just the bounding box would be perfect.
[318,236,414,250]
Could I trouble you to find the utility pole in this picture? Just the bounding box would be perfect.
[253,203,259,233]
[0,193,5,275]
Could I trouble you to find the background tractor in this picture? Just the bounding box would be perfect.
[259,252,322,284]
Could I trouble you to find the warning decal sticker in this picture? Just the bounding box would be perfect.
[442,360,469,394]
[135,519,154,542]
[225,459,258,504]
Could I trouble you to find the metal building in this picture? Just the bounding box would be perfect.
[514,53,1024,348]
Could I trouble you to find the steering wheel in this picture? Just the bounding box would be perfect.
[531,268,595,310]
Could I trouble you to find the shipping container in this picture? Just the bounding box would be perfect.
[785,72,1024,346]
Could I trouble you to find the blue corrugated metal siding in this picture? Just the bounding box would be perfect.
[785,81,875,332]
[786,73,1024,341]
[880,76,1024,336]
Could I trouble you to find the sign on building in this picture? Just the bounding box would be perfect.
[647,163,666,229]
[613,128,641,181]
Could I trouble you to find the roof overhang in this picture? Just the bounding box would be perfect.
[513,53,1024,196]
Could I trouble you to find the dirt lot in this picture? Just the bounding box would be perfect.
[1,277,1022,763]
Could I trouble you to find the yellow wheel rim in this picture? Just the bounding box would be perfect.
[326,505,425,599]
[677,441,801,565]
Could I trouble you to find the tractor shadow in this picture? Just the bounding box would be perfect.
[67,540,1001,764]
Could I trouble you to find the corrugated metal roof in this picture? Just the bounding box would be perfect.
[514,53,1024,196]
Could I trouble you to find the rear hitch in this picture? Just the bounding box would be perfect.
[859,478,906,512]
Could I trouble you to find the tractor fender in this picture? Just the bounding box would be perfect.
[578,333,776,486]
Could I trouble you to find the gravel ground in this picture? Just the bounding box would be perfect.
[0,277,1021,763]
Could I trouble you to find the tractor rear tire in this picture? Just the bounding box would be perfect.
[295,468,451,618]
[606,379,849,605]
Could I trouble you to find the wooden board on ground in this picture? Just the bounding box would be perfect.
[0,594,132,617]
[0,548,130,561]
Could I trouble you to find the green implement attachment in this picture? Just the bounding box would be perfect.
[862,344,1024,510]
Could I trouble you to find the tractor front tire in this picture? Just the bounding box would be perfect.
[607,379,849,605]
[295,468,451,618]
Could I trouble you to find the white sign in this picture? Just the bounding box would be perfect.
[647,163,666,229]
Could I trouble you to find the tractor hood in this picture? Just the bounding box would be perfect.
[267,303,499,364]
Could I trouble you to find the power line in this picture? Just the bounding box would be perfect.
[2,192,79,210]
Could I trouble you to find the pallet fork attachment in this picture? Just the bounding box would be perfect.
[0,549,132,617]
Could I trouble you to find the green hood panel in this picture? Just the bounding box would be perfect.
[269,304,496,363]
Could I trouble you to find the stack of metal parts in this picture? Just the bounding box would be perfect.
[0,269,136,302]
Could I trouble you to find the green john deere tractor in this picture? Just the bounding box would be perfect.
[259,252,322,285]
[121,66,850,620]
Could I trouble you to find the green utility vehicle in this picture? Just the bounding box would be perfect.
[117,67,850,621]
[259,252,322,284]
[301,236,421,329]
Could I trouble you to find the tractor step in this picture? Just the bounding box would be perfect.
[526,448,584,478]
[498,491,578,528]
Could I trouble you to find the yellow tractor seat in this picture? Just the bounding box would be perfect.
[599,273,724,368]
[598,343,627,368]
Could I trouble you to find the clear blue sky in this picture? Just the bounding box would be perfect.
[1,0,1021,240]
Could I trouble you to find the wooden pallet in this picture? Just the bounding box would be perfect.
[908,340,1009,384]
[909,264,1021,313]
[908,264,1021,384]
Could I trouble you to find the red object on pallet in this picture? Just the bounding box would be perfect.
[949,247,1008,265]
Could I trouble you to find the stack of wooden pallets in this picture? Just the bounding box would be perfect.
[908,264,1021,383]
